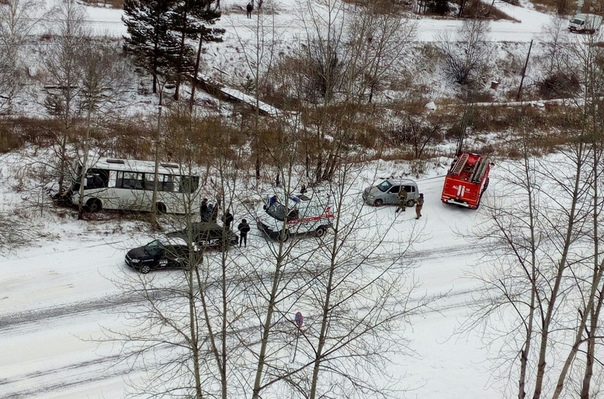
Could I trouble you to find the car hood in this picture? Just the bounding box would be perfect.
[127,246,148,260]
[364,186,379,195]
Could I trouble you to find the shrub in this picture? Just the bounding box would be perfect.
[537,72,580,99]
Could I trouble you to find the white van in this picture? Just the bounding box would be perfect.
[362,178,419,207]
[569,13,602,34]
[257,191,334,241]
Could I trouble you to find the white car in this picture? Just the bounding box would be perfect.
[256,191,334,241]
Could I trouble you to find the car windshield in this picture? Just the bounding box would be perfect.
[571,18,584,24]
[376,180,392,192]
[266,203,287,221]
[144,240,164,256]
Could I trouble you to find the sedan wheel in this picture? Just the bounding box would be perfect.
[140,265,151,274]
[374,199,383,206]
[315,226,326,238]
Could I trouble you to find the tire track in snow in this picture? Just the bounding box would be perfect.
[0,354,129,399]
[0,241,492,333]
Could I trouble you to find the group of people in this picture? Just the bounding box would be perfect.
[395,190,424,219]
[199,198,219,222]
[200,198,250,247]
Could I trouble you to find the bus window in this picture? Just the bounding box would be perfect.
[156,174,176,192]
[143,173,177,192]
[108,171,117,188]
[180,176,199,194]
[144,173,157,191]
[162,175,175,192]
[118,171,144,190]
[85,168,109,189]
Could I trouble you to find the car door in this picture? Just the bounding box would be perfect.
[163,245,182,268]
[403,184,416,205]
[151,247,168,268]
[386,185,401,205]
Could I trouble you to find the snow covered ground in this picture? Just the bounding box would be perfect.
[0,151,510,398]
[73,0,560,42]
[0,0,587,397]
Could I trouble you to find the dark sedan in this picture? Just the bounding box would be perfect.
[166,222,239,251]
[125,237,201,274]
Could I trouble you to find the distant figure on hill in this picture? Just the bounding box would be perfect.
[246,2,253,18]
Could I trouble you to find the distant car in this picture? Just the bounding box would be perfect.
[166,221,239,251]
[362,178,419,207]
[125,237,201,274]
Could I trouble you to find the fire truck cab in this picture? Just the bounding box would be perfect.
[441,152,491,209]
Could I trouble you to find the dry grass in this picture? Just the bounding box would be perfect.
[530,0,574,15]
[460,0,520,21]
[341,0,410,14]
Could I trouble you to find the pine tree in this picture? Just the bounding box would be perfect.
[170,0,223,101]
[122,0,180,94]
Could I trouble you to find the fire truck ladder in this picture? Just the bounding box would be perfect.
[450,152,469,175]
[470,158,490,183]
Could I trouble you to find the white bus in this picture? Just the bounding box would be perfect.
[69,158,200,214]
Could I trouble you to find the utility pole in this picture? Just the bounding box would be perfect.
[517,39,533,101]
[151,82,165,229]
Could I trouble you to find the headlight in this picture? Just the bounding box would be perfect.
[131,259,140,263]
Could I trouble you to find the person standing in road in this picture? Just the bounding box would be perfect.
[238,219,250,247]
[223,208,234,230]
[395,187,407,214]
[415,193,424,219]
[246,1,253,18]
[210,203,219,222]
[200,198,210,221]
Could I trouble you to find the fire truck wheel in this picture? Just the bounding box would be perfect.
[373,199,383,206]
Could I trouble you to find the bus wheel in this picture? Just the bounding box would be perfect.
[156,202,167,214]
[86,199,102,213]
[315,226,326,238]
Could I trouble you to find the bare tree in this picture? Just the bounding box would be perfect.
[41,0,89,196]
[0,0,47,113]
[437,18,493,86]
[75,40,132,219]
[466,109,603,399]
[345,5,416,103]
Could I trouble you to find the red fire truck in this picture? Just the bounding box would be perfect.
[441,152,491,209]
